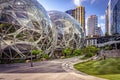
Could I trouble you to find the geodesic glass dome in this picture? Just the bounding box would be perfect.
[0,0,54,60]
[48,11,85,49]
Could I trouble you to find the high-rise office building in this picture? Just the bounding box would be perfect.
[105,6,109,35]
[105,0,112,35]
[96,27,102,37]
[106,0,120,35]
[113,0,120,35]
[66,6,85,32]
[87,15,98,37]
[74,6,85,31]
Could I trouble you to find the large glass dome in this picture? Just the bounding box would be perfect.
[48,11,85,49]
[0,0,54,60]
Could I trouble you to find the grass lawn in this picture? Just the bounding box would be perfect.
[74,58,120,80]
[96,74,120,80]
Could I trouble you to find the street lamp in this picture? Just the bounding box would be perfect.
[0,36,1,61]
[30,50,33,67]
[30,41,33,67]
[0,34,2,63]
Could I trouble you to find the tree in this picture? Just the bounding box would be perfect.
[62,48,72,57]
[73,49,82,56]
[82,46,100,58]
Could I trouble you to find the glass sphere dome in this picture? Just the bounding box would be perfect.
[0,0,54,60]
[48,11,85,49]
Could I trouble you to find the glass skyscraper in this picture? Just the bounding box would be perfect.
[106,0,120,35]
[113,0,120,35]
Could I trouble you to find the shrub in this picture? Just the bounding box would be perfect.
[82,46,100,58]
[62,48,72,57]
[87,46,99,53]
[73,49,82,56]
[41,54,50,59]
[84,52,94,58]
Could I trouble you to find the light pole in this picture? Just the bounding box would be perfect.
[30,41,33,67]
[0,36,1,62]
[0,34,2,63]
[30,50,33,67]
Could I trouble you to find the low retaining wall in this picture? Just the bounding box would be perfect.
[101,49,120,57]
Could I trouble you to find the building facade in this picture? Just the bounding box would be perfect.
[96,27,102,37]
[105,6,109,35]
[86,37,97,46]
[87,15,98,37]
[113,0,120,35]
[65,6,85,32]
[74,6,85,31]
[106,0,120,35]
[86,35,120,47]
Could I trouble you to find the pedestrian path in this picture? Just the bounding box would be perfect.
[0,56,106,80]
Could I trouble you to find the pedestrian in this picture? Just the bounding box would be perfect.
[103,54,106,60]
[96,51,99,56]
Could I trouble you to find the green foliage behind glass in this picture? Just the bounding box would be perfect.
[32,50,42,55]
[41,54,50,59]
[0,23,15,33]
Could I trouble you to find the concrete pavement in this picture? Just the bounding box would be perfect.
[0,57,106,80]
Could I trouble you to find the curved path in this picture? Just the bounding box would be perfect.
[0,57,106,80]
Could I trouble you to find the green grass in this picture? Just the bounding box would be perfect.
[96,74,120,80]
[74,58,120,80]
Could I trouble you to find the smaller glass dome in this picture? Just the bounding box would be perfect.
[48,11,85,49]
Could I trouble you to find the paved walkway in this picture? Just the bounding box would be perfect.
[0,57,106,80]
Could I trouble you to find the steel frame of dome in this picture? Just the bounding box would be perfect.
[0,0,55,61]
[48,11,85,49]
